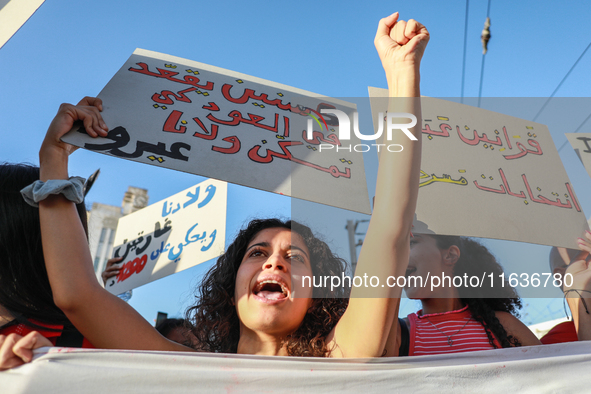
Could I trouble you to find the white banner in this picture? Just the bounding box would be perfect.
[2,342,591,393]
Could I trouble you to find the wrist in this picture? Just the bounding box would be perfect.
[386,66,421,97]
[39,145,69,181]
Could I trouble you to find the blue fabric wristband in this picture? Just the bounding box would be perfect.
[20,177,86,207]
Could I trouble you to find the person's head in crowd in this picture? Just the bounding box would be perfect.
[155,318,198,347]
[406,234,522,348]
[549,247,580,291]
[187,218,349,356]
[0,163,88,329]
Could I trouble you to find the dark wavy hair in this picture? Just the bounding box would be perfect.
[433,235,522,348]
[0,163,88,331]
[187,218,349,356]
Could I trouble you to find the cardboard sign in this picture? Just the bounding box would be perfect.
[62,49,370,214]
[105,179,227,294]
[369,88,588,248]
[0,0,45,49]
[566,133,591,180]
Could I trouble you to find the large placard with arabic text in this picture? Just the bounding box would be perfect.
[62,49,370,214]
[106,179,226,295]
[567,133,591,181]
[369,88,588,248]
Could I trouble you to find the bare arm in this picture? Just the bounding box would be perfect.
[327,13,428,358]
[495,311,541,346]
[565,232,591,341]
[38,98,189,351]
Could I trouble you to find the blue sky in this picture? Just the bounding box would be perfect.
[1,0,590,325]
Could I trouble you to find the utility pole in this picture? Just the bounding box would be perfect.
[345,219,368,275]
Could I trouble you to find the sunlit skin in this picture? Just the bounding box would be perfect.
[405,234,462,315]
[234,228,313,355]
[1,11,432,364]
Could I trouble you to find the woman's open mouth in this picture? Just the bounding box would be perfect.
[253,279,290,301]
[405,266,417,277]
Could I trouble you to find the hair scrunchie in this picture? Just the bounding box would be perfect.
[20,177,86,207]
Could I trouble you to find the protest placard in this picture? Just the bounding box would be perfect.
[105,178,226,295]
[566,133,591,181]
[62,49,370,214]
[369,88,588,248]
[0,0,45,49]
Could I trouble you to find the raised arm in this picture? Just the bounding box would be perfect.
[37,98,189,351]
[565,232,591,341]
[327,13,428,357]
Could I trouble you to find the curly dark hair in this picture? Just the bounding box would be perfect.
[187,218,349,356]
[0,163,88,331]
[433,235,522,348]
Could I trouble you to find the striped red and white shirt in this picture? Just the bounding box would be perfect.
[408,306,501,356]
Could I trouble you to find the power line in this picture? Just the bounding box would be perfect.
[532,40,591,122]
[460,0,469,103]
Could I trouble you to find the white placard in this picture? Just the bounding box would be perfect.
[566,133,591,181]
[369,88,588,248]
[62,49,370,214]
[106,178,227,294]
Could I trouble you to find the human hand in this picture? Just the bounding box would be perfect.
[40,97,108,159]
[565,231,591,293]
[374,12,430,78]
[0,332,52,371]
[101,257,124,286]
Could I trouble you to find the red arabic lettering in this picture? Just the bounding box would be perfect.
[129,62,214,90]
[302,130,342,146]
[457,126,502,146]
[248,141,351,179]
[503,140,543,160]
[192,117,219,140]
[212,136,241,154]
[502,126,512,149]
[221,83,291,110]
[152,87,196,105]
[163,110,187,134]
[566,182,582,212]
[202,102,220,111]
[423,123,451,137]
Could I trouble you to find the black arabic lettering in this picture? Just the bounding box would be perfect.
[154,218,172,237]
[135,235,152,254]
[84,126,191,162]
[114,243,132,261]
[577,137,591,154]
